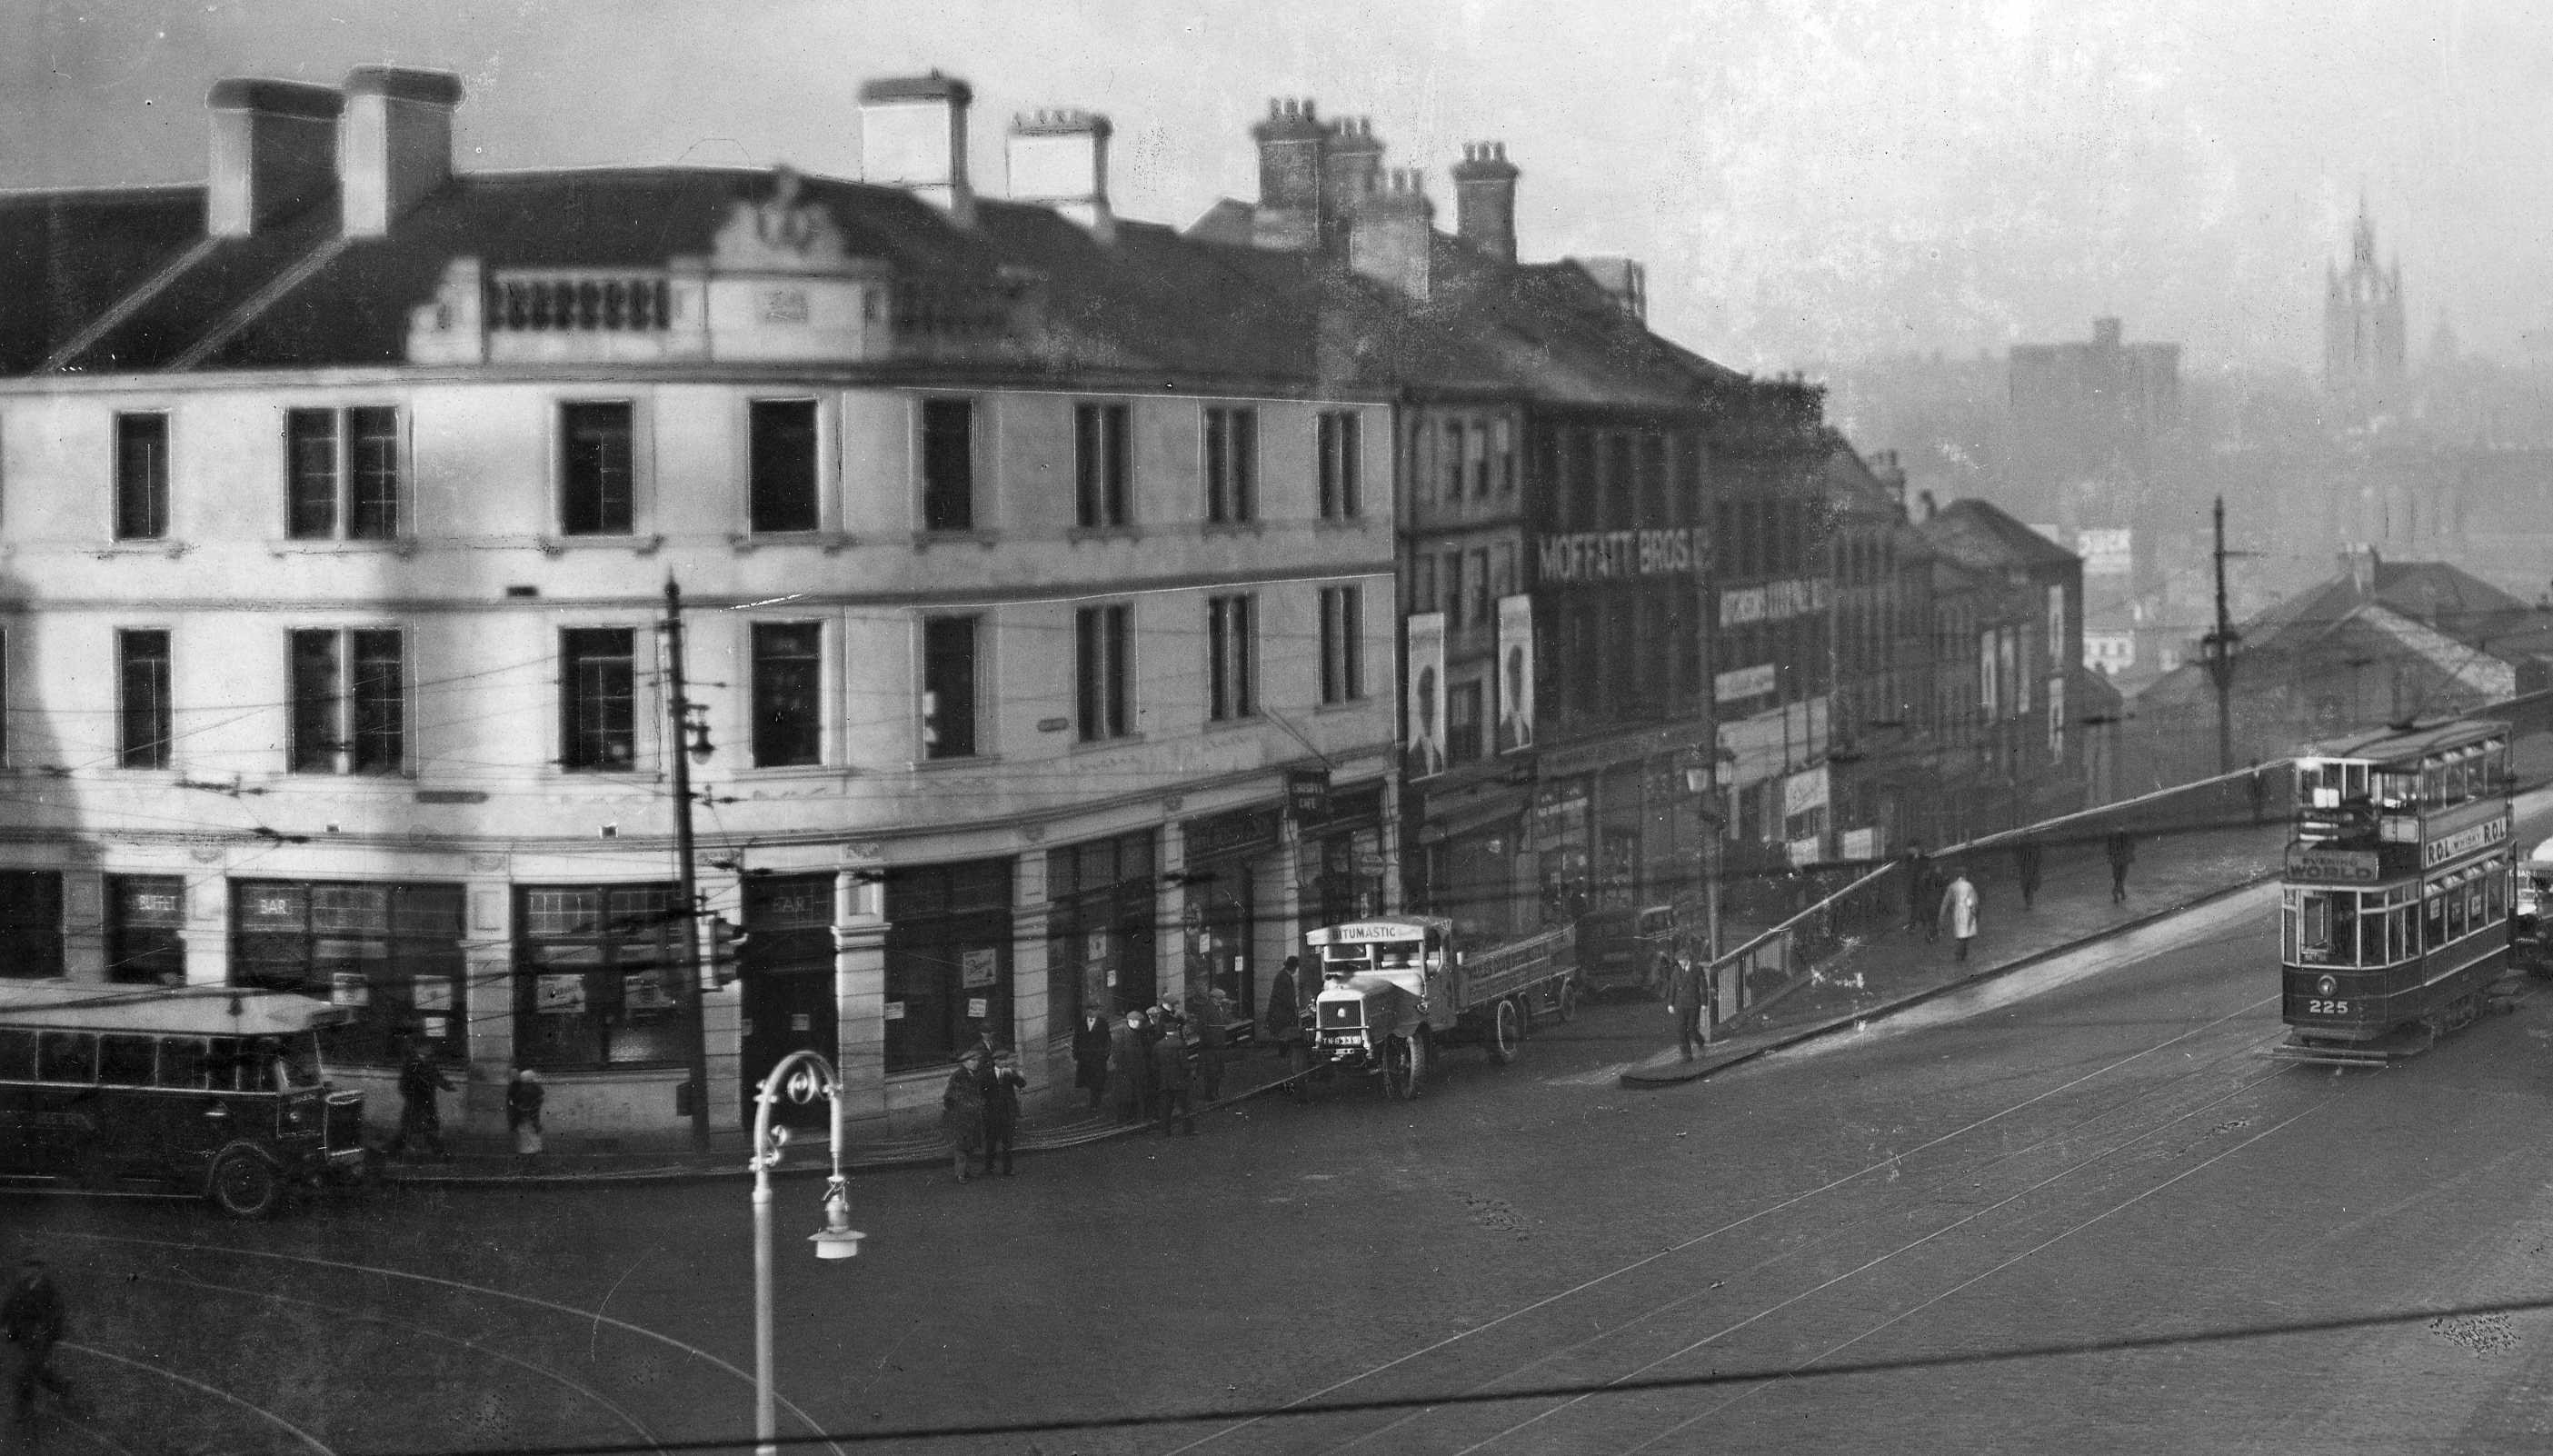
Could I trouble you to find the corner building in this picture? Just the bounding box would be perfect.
[0,69,1399,1138]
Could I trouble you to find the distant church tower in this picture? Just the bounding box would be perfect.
[2323,200,2405,400]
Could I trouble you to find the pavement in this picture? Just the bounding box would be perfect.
[385,808,2303,1190]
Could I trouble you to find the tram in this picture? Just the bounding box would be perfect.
[2272,719,2516,1064]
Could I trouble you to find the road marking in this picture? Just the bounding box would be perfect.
[63,1341,336,1455]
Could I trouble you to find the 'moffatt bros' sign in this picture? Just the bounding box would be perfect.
[1536,529,1699,583]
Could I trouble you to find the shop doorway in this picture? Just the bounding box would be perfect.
[739,873,839,1130]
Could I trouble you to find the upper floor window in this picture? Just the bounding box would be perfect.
[749,400,821,534]
[1203,407,1257,524]
[1207,595,1257,723]
[1316,411,1361,521]
[1075,604,1132,743]
[117,629,171,770]
[1442,419,1466,502]
[1075,404,1132,529]
[289,628,404,774]
[921,398,976,533]
[115,413,169,541]
[287,406,401,541]
[1493,418,1516,494]
[1319,586,1364,705]
[1411,555,1437,616]
[1443,553,1466,632]
[1447,679,1484,765]
[1470,422,1492,498]
[561,402,634,536]
[921,615,981,760]
[560,627,636,771]
[749,622,823,768]
[1469,549,1491,626]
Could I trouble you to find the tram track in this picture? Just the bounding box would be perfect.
[1165,987,2294,1456]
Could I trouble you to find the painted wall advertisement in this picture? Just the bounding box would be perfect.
[1496,593,1535,753]
[1405,612,1448,779]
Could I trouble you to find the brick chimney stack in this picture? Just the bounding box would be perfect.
[861,72,976,226]
[205,78,343,238]
[338,66,464,238]
[1321,116,1383,250]
[1348,167,1434,302]
[1009,108,1114,244]
[1251,97,1328,253]
[1451,140,1519,264]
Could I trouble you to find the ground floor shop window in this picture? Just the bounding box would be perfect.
[233,880,466,1063]
[1046,832,1155,1036]
[0,872,63,980]
[106,875,185,984]
[1188,863,1256,1033]
[883,858,1013,1073]
[514,884,687,1069]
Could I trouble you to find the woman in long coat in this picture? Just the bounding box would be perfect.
[1106,1010,1155,1124]
[1072,1010,1113,1110]
[941,1051,988,1183]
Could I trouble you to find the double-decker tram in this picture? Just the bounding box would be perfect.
[2273,719,2516,1064]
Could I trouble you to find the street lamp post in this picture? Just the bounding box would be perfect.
[748,1049,866,1456]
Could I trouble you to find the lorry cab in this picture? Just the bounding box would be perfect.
[1307,918,1451,1049]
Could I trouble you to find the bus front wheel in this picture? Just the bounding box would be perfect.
[210,1151,284,1220]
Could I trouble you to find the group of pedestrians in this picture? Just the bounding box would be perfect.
[940,1031,1030,1183]
[1076,991,1226,1138]
[1899,829,2144,963]
[384,1039,548,1170]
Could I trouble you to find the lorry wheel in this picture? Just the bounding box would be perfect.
[1558,979,1580,1023]
[1489,998,1524,1064]
[209,1151,284,1220]
[1381,1032,1428,1101]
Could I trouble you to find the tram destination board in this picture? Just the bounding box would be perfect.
[2286,845,2380,884]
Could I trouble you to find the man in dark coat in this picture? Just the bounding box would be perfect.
[941,1051,988,1184]
[979,1052,1027,1177]
[4,1256,77,1424]
[1264,955,1313,1100]
[1182,983,1227,1102]
[382,1040,454,1162]
[1072,1010,1113,1111]
[1666,947,1709,1061]
[1107,1011,1154,1124]
[2107,831,2136,904]
[1900,845,1930,932]
[2012,838,2043,911]
[1152,1012,1198,1136]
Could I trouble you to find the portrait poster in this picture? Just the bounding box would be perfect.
[1405,611,1448,779]
[1496,593,1535,753]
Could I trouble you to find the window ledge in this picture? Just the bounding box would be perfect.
[908,753,999,773]
[1311,697,1372,715]
[1201,521,1266,535]
[728,531,854,555]
[731,763,843,780]
[1202,714,1264,734]
[266,537,418,558]
[1313,515,1368,528]
[1068,732,1146,754]
[538,534,665,557]
[1067,526,1141,543]
[914,530,998,550]
[95,540,191,560]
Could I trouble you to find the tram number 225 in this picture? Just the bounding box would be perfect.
[2307,999,2352,1015]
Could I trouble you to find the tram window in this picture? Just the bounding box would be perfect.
[0,1028,31,1080]
[2300,896,2333,957]
[2449,885,2469,941]
[2488,871,2508,922]
[2390,906,2411,962]
[155,1037,209,1090]
[203,1036,246,1093]
[35,1031,95,1083]
[2422,765,2443,806]
[96,1033,155,1086]
[2361,904,2391,964]
[2377,772,2414,808]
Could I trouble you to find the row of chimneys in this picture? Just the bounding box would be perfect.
[204,67,1546,305]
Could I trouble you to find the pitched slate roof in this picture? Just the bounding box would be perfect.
[1919,497,2082,573]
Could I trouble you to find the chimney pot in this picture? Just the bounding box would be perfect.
[861,72,977,225]
[1452,137,1521,264]
[1009,105,1114,243]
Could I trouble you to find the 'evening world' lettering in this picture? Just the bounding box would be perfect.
[1536,529,1697,583]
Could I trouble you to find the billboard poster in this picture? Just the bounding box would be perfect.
[1405,612,1448,779]
[1496,593,1535,753]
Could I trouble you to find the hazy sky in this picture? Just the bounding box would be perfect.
[5,0,2546,374]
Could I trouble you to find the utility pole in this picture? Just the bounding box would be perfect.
[2199,496,2242,778]
[1692,505,1724,971]
[663,577,713,1152]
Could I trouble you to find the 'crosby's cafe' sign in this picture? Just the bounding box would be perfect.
[1537,529,1699,583]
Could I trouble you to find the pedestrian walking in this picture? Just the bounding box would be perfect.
[5,1255,79,1427]
[1264,954,1313,1098]
[504,1067,545,1170]
[2248,761,2269,823]
[1184,981,1228,1102]
[2107,831,2137,904]
[1072,1009,1113,1112]
[1152,1012,1198,1136]
[1900,844,1930,932]
[1107,1011,1154,1124]
[2012,838,2043,911]
[980,1051,1026,1177]
[941,1050,989,1184]
[1938,868,1980,962]
[1666,945,1709,1062]
[382,1039,453,1162]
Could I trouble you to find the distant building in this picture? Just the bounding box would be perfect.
[2133,547,2553,786]
[2325,201,2407,408]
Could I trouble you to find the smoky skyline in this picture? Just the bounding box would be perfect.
[5,0,2543,375]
